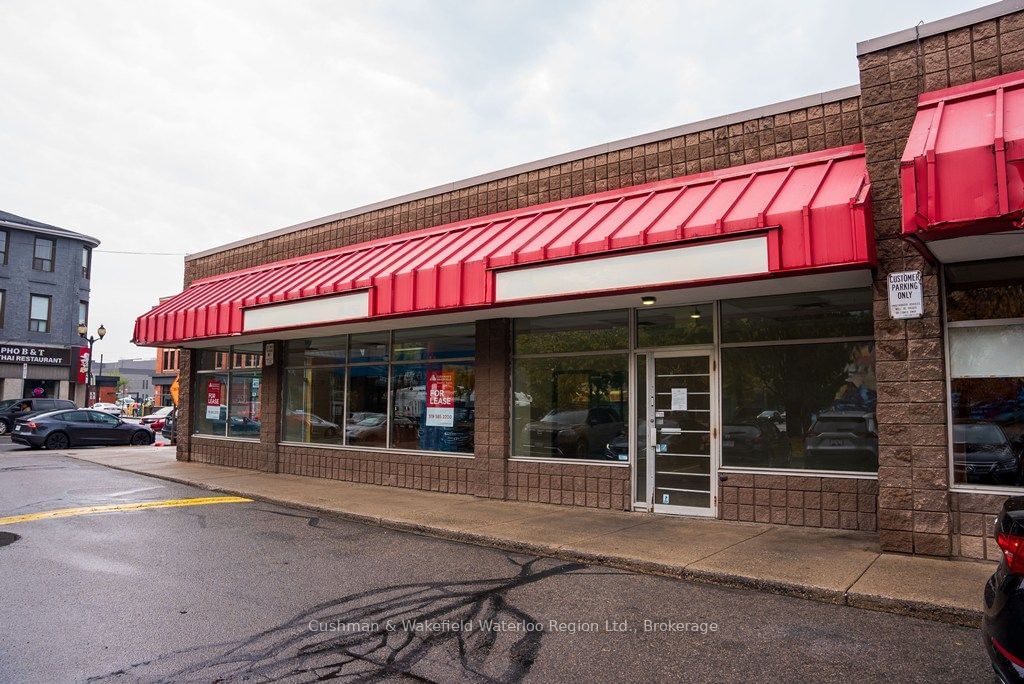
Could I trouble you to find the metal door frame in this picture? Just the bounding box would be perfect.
[645,347,718,517]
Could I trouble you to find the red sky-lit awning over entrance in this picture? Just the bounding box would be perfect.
[134,145,874,346]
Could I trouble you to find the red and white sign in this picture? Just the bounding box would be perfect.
[205,379,222,419]
[425,370,454,427]
[75,347,90,384]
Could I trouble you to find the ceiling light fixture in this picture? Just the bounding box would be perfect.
[690,307,702,319]
[641,296,657,306]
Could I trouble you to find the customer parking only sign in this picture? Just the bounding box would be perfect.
[425,370,455,427]
[887,270,923,319]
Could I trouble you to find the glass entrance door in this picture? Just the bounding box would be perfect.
[648,352,716,516]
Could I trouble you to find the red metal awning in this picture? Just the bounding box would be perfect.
[901,70,1024,238]
[134,144,874,346]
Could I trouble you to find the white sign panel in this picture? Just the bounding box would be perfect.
[887,270,923,320]
[670,388,688,411]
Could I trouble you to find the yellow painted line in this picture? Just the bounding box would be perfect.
[0,496,252,526]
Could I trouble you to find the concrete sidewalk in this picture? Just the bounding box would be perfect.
[56,445,995,627]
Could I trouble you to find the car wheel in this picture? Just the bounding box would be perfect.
[44,432,70,450]
[0,420,8,436]
[130,430,151,446]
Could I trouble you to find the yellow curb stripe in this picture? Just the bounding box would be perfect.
[0,496,252,526]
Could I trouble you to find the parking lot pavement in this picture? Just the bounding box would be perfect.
[0,451,993,683]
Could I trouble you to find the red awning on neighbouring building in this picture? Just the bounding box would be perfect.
[902,70,1024,240]
[134,145,874,346]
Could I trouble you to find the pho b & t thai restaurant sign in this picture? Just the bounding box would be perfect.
[887,270,923,320]
[0,345,71,366]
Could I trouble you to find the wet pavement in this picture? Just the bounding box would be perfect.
[0,446,994,682]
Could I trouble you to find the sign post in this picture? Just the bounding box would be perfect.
[887,270,924,320]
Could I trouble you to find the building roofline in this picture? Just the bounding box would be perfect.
[857,0,1024,56]
[0,218,101,248]
[185,84,861,262]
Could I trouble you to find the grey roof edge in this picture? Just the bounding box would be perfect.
[185,84,861,262]
[0,219,101,248]
[857,0,1024,56]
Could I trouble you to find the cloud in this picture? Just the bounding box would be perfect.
[0,0,979,360]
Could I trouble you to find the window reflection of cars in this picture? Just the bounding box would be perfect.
[346,413,387,444]
[804,411,878,472]
[523,407,623,459]
[723,421,791,467]
[952,422,1023,486]
[286,410,340,438]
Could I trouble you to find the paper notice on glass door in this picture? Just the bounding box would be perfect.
[670,387,688,411]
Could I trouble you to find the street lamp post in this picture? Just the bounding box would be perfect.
[78,323,106,407]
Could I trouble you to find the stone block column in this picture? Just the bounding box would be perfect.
[176,348,195,462]
[471,318,510,499]
[258,341,282,473]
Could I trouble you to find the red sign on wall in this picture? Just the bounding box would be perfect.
[425,370,455,427]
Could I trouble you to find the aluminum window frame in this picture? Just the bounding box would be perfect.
[32,237,55,272]
[193,344,263,441]
[942,266,1024,494]
[279,327,476,456]
[28,293,51,333]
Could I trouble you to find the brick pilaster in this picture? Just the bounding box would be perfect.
[176,348,195,462]
[859,9,1024,556]
[471,318,510,499]
[258,341,282,473]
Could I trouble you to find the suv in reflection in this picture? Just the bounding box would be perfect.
[0,398,76,435]
[523,407,623,459]
[804,411,878,471]
[952,422,1023,486]
[723,421,791,468]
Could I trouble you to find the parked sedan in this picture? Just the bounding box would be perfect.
[983,495,1024,682]
[141,406,174,431]
[90,402,123,417]
[11,409,154,449]
[952,422,1024,486]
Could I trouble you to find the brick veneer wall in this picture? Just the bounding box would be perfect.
[721,474,878,530]
[858,10,1024,556]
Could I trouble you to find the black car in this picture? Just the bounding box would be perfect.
[0,398,76,435]
[984,495,1024,682]
[10,409,154,449]
[953,423,1024,486]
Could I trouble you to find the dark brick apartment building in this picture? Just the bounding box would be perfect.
[135,1,1024,559]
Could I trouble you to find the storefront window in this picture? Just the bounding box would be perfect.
[346,365,388,447]
[721,342,877,472]
[513,311,629,462]
[281,324,475,453]
[720,289,876,473]
[636,303,713,347]
[946,258,1024,488]
[721,288,873,343]
[194,345,262,439]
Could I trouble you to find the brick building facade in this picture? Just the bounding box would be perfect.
[136,1,1024,559]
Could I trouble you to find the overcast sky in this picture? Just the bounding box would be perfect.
[0,0,981,361]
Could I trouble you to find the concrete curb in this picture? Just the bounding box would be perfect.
[72,455,983,629]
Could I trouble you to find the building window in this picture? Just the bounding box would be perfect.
[29,294,51,333]
[946,257,1024,489]
[512,311,629,461]
[82,246,91,279]
[32,237,55,272]
[79,300,88,327]
[193,344,262,439]
[0,290,5,328]
[0,231,7,265]
[720,289,877,473]
[281,324,475,453]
